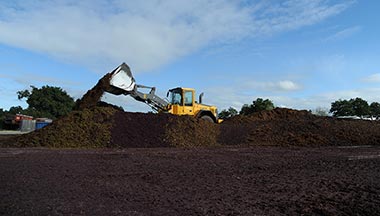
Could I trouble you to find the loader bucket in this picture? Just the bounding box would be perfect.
[105,63,136,95]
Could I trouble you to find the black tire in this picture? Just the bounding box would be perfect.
[200,115,214,123]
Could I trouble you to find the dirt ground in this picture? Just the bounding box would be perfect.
[0,134,18,144]
[1,146,379,215]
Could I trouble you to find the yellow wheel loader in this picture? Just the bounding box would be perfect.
[104,63,219,123]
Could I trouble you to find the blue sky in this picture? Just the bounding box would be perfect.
[0,0,379,113]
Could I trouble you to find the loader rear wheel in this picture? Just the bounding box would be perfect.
[200,115,214,123]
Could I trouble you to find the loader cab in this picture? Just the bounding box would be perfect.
[168,88,183,105]
[167,87,218,123]
[168,87,195,115]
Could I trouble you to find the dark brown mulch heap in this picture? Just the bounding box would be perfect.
[14,106,117,148]
[220,108,380,146]
[12,105,218,148]
[111,111,218,148]
[10,106,380,148]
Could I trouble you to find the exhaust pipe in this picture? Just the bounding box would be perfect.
[199,92,204,104]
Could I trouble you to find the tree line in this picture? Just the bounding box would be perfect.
[219,98,275,119]
[330,98,380,118]
[219,97,380,120]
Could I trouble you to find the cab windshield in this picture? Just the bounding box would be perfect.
[169,89,182,105]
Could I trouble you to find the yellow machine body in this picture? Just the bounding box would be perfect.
[165,87,218,122]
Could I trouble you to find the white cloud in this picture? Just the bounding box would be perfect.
[324,25,361,41]
[243,80,302,92]
[252,0,354,34]
[0,0,353,72]
[0,73,80,87]
[275,80,302,91]
[362,73,380,83]
[319,88,380,103]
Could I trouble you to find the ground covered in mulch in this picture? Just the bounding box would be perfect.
[0,135,15,144]
[1,146,379,215]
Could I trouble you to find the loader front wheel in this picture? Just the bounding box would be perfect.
[200,115,214,123]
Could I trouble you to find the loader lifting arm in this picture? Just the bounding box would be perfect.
[104,63,170,112]
[128,84,169,111]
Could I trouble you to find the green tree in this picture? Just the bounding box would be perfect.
[330,98,371,117]
[370,102,380,117]
[219,107,238,119]
[239,104,251,115]
[330,99,354,117]
[17,85,75,119]
[252,98,275,112]
[7,106,24,115]
[350,97,370,117]
[240,98,275,115]
[17,90,30,100]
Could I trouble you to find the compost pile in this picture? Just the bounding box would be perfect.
[12,105,380,148]
[111,111,218,148]
[13,109,218,148]
[220,108,380,146]
[14,106,117,148]
[11,71,380,148]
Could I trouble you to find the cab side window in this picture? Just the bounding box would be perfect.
[172,93,182,105]
[184,91,193,106]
